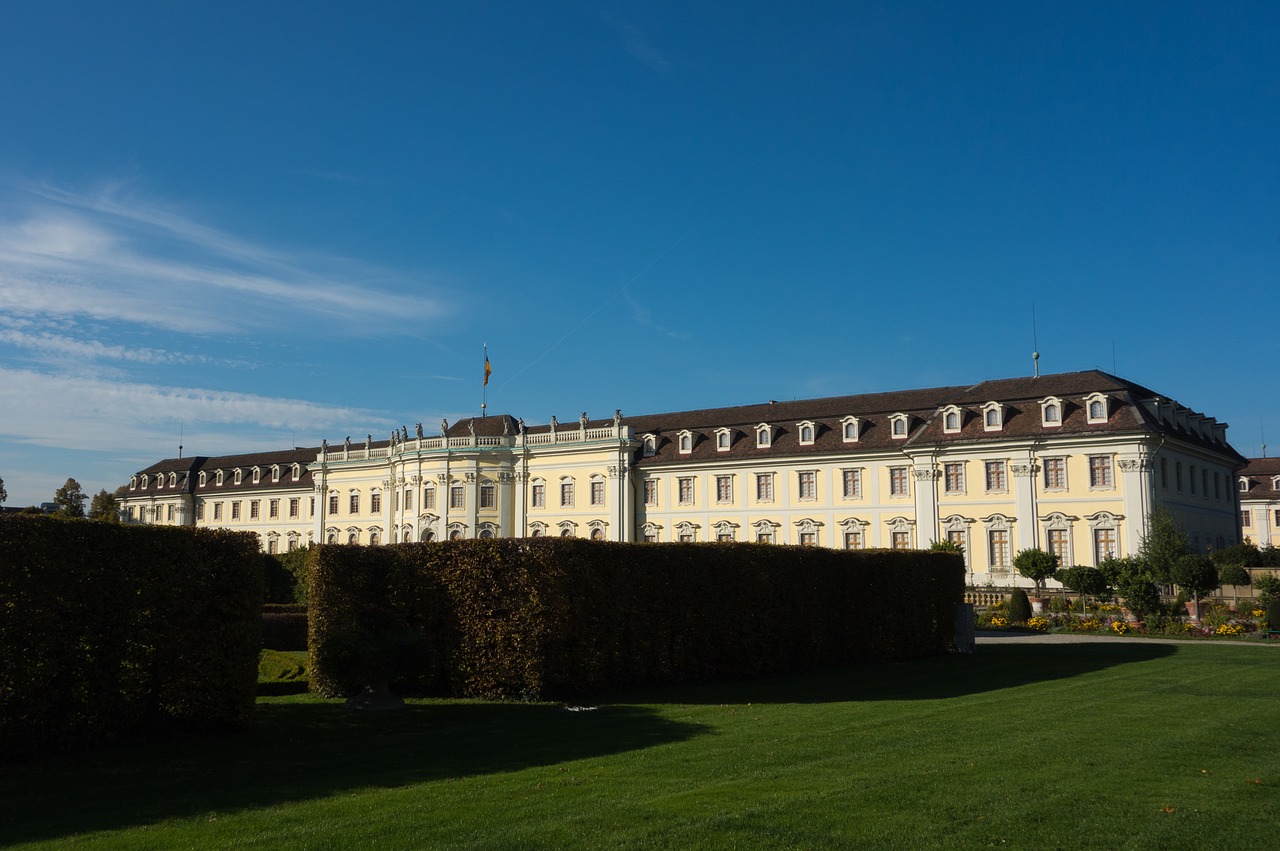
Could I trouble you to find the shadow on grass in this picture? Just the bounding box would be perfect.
[608,641,1180,706]
[0,699,706,846]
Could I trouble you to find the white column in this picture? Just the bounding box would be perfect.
[1011,462,1040,551]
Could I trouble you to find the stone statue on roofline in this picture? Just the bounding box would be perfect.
[614,409,622,428]
[441,418,448,435]
[502,417,511,436]
[344,436,351,452]
[580,412,588,429]
[415,423,423,439]
[518,417,525,434]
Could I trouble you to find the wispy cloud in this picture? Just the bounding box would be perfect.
[622,289,688,340]
[602,15,671,75]
[0,366,390,453]
[0,323,248,368]
[0,181,449,335]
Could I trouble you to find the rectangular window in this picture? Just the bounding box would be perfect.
[450,485,465,509]
[644,532,658,543]
[1202,469,1209,497]
[1161,458,1168,488]
[717,532,734,542]
[756,473,774,502]
[678,477,694,505]
[289,498,299,518]
[1214,472,1221,500]
[1088,456,1113,488]
[946,529,966,552]
[1274,510,1280,527]
[988,529,1009,567]
[892,531,911,550]
[310,497,315,517]
[590,480,604,506]
[404,489,412,511]
[560,482,573,507]
[1047,529,1069,565]
[1242,511,1252,528]
[166,504,174,521]
[349,494,360,514]
[480,485,496,509]
[371,492,382,513]
[798,471,816,500]
[1043,458,1067,490]
[532,483,545,508]
[985,461,1007,493]
[757,529,774,544]
[844,530,863,550]
[799,532,817,546]
[231,501,241,520]
[1189,465,1196,495]
[1093,528,1117,563]
[716,475,732,503]
[249,500,260,520]
[269,499,280,519]
[842,469,862,499]
[1175,461,1183,492]
[944,462,965,494]
[196,502,205,521]
[889,466,909,497]
[268,538,278,554]
[423,487,436,510]
[643,480,657,506]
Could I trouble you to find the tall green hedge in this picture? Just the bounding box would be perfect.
[0,515,263,757]
[308,540,964,700]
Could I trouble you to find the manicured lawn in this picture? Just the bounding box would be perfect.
[3,642,1277,849]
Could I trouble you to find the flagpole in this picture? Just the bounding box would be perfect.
[482,342,488,418]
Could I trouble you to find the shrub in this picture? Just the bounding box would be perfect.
[307,540,965,701]
[261,607,308,651]
[1007,589,1032,624]
[0,514,262,758]
[1013,548,1058,592]
[1265,600,1279,632]
[1117,577,1160,621]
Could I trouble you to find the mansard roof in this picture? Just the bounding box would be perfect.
[630,370,1245,466]
[1239,458,1280,499]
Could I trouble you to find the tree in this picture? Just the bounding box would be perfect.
[1138,507,1191,583]
[1058,566,1110,616]
[53,477,87,518]
[1170,554,1219,609]
[1013,548,1058,593]
[89,489,121,523]
[1211,542,1261,569]
[1253,573,1280,605]
[1216,563,1251,607]
[1117,575,1160,621]
[0,475,6,506]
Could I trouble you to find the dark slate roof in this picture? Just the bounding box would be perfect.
[1240,458,1280,499]
[628,370,1245,467]
[127,447,320,497]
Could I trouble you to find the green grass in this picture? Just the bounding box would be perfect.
[3,642,1278,849]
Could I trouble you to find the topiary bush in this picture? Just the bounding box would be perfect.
[1007,588,1032,624]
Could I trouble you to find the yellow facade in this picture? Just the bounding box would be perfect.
[119,370,1246,588]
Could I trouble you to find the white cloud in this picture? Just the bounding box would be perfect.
[0,325,244,367]
[0,366,390,452]
[0,182,450,335]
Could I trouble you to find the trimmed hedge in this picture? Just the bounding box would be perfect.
[0,514,263,758]
[308,539,964,700]
[261,605,308,651]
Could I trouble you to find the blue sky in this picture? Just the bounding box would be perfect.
[1,1,1277,507]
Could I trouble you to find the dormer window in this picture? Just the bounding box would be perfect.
[890,414,909,439]
[1040,397,1063,427]
[292,463,301,481]
[1239,478,1249,493]
[715,428,732,452]
[642,434,657,457]
[234,469,243,485]
[797,421,816,445]
[841,416,860,443]
[141,475,149,489]
[677,430,693,454]
[1272,476,1280,491]
[756,424,773,448]
[216,470,224,486]
[983,402,1003,432]
[1085,393,1109,424]
[271,465,280,482]
[252,467,261,484]
[169,473,177,487]
[130,476,137,490]
[941,406,962,434]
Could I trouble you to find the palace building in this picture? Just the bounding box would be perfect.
[1237,458,1280,548]
[118,370,1246,586]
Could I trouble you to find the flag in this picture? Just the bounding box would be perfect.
[484,354,492,386]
